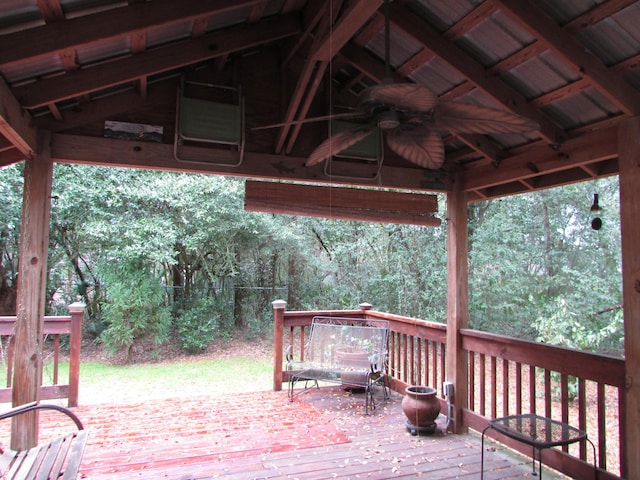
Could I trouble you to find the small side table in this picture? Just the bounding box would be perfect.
[480,413,597,479]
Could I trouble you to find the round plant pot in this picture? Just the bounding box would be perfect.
[335,347,369,389]
[401,385,441,435]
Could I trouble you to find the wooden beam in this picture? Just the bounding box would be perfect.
[11,133,53,450]
[0,148,27,167]
[245,181,440,225]
[0,0,266,66]
[310,0,383,62]
[618,115,640,480]
[497,0,640,115]
[460,127,618,192]
[33,81,177,132]
[36,0,64,22]
[50,133,432,191]
[389,3,564,145]
[0,77,38,157]
[277,0,381,154]
[13,15,301,109]
[446,172,469,434]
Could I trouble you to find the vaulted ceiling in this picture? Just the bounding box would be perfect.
[1,0,639,202]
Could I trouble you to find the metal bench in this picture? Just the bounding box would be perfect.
[287,316,390,414]
[0,402,87,480]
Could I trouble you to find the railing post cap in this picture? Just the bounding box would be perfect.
[272,299,287,309]
[68,302,86,313]
[359,302,373,311]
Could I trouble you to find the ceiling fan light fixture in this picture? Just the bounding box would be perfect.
[377,110,400,130]
[590,193,602,212]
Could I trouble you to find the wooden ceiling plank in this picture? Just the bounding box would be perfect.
[460,126,618,192]
[58,48,78,71]
[563,0,637,33]
[13,15,301,109]
[488,41,547,73]
[529,77,592,107]
[0,0,265,67]
[443,0,499,40]
[395,48,434,78]
[389,4,562,144]
[36,0,64,23]
[0,77,37,157]
[497,0,640,115]
[613,52,640,72]
[310,0,383,62]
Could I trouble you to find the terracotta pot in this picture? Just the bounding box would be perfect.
[401,385,441,434]
[335,347,369,389]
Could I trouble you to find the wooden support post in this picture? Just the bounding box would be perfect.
[67,302,85,408]
[272,299,287,391]
[618,115,640,480]
[446,173,469,434]
[12,133,53,450]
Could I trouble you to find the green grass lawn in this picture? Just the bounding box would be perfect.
[33,355,274,405]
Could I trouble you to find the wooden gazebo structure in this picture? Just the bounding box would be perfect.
[0,1,638,477]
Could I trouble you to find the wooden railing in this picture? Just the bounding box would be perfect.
[0,302,84,407]
[462,329,624,480]
[272,302,624,480]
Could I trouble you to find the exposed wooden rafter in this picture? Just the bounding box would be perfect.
[497,0,640,115]
[275,0,383,155]
[388,3,563,145]
[12,15,301,109]
[0,77,37,158]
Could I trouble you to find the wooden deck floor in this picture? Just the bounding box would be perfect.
[5,386,568,479]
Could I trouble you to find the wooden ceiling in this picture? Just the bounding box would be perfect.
[1,0,638,202]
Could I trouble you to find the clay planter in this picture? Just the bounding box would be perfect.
[401,385,441,435]
[335,346,370,389]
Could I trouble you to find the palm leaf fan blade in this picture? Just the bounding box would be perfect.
[305,126,375,166]
[387,126,444,169]
[435,102,539,134]
[361,83,438,112]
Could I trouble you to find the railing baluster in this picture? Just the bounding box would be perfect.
[432,342,438,392]
[529,365,536,415]
[515,361,522,415]
[544,369,552,418]
[469,352,475,412]
[560,373,569,453]
[53,334,60,384]
[439,343,445,396]
[578,378,586,460]
[424,340,430,387]
[502,358,509,417]
[479,353,486,416]
[490,356,497,419]
[598,382,607,470]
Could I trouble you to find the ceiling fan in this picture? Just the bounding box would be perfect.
[259,0,539,170]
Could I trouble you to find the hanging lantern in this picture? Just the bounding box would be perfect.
[590,194,602,230]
